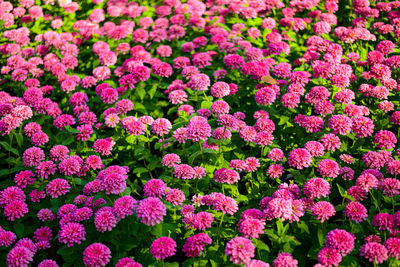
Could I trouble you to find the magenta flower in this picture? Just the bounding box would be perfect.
[225,237,255,265]
[150,237,177,260]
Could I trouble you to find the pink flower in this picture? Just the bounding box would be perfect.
[182,233,212,257]
[93,138,115,156]
[328,115,352,135]
[213,195,238,215]
[360,242,388,264]
[193,212,214,230]
[4,201,28,221]
[151,118,172,136]
[273,252,298,267]
[325,229,355,256]
[150,237,176,260]
[83,243,111,267]
[318,247,342,266]
[94,208,117,232]
[0,230,17,247]
[264,198,292,221]
[58,222,86,247]
[165,188,185,206]
[317,159,339,178]
[225,237,255,265]
[143,179,166,198]
[384,237,400,259]
[238,218,265,238]
[174,164,195,179]
[136,197,166,226]
[186,116,211,141]
[46,178,70,198]
[6,246,34,267]
[311,201,336,223]
[288,148,312,169]
[374,130,397,149]
[303,178,331,199]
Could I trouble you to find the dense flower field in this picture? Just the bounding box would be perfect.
[1,0,400,266]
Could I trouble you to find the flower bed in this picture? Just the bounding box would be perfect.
[1,0,400,266]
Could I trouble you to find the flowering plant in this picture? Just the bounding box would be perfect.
[1,0,400,266]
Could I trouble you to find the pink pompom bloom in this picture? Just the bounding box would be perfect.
[0,230,17,247]
[317,159,339,178]
[339,154,354,164]
[320,134,341,151]
[38,259,59,267]
[22,147,45,167]
[213,195,239,215]
[379,178,400,196]
[136,197,166,226]
[288,148,312,169]
[59,156,81,176]
[4,200,28,221]
[255,87,276,106]
[174,164,195,179]
[303,178,331,199]
[6,246,34,267]
[374,130,397,149]
[37,208,55,222]
[325,229,355,256]
[225,237,255,265]
[238,218,265,238]
[351,116,374,137]
[384,237,400,259]
[0,186,26,207]
[264,197,292,221]
[186,116,212,141]
[356,173,378,191]
[93,137,115,156]
[311,201,336,223]
[116,258,142,267]
[36,161,56,179]
[193,211,214,230]
[182,233,212,257]
[58,222,86,247]
[328,115,352,135]
[151,118,172,136]
[34,226,53,243]
[162,153,181,168]
[317,247,342,267]
[46,178,70,198]
[273,252,298,267]
[143,179,167,198]
[94,208,117,232]
[246,259,270,267]
[83,243,111,267]
[14,170,35,188]
[165,188,185,206]
[49,145,69,161]
[150,237,177,260]
[360,242,388,264]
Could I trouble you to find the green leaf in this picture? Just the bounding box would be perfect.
[15,133,23,147]
[0,141,19,156]
[136,85,146,100]
[57,246,74,256]
[188,150,217,165]
[317,228,324,246]
[200,101,212,110]
[253,239,270,252]
[149,84,158,99]
[64,126,80,134]
[14,223,24,238]
[126,134,137,144]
